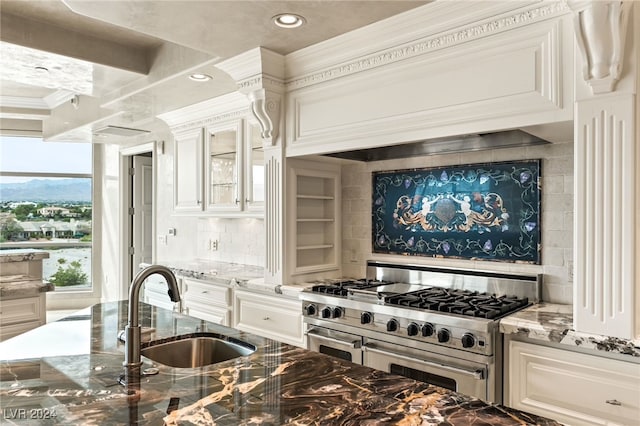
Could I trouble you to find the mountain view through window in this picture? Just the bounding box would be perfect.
[0,136,93,290]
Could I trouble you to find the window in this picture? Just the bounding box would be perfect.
[0,136,93,293]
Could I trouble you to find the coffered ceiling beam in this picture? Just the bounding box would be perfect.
[0,12,151,75]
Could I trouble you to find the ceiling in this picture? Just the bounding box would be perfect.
[0,0,428,143]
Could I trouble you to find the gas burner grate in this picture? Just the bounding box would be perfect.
[385,288,529,319]
[310,278,395,296]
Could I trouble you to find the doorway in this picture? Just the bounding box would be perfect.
[120,142,156,300]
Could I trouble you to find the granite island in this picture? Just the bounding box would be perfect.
[0,301,560,425]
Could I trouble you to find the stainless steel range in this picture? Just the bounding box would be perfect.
[300,261,541,404]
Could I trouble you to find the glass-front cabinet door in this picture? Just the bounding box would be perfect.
[245,122,264,212]
[205,120,243,212]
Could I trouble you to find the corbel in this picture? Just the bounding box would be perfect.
[567,0,631,94]
[247,87,281,146]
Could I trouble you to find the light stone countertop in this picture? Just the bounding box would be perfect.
[143,260,314,297]
[0,249,50,263]
[500,302,640,360]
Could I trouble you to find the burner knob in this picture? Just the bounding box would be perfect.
[321,307,333,319]
[407,322,419,336]
[305,304,317,316]
[333,307,343,318]
[461,333,476,348]
[360,312,373,324]
[437,328,451,343]
[386,319,399,332]
[421,323,435,337]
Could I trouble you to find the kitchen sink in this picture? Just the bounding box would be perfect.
[141,333,256,368]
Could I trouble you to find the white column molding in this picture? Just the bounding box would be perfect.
[263,146,285,283]
[574,95,636,339]
[567,1,631,94]
[571,2,638,339]
[215,47,287,284]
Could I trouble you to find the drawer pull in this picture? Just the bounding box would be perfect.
[605,399,622,406]
[263,317,270,321]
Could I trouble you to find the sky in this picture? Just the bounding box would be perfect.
[0,136,92,183]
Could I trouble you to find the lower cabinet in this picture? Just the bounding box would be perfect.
[506,339,640,425]
[233,289,304,347]
[181,278,232,326]
[0,295,46,342]
[142,274,181,312]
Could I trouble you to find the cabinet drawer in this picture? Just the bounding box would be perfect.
[508,340,640,425]
[184,301,230,326]
[0,296,44,326]
[234,290,303,347]
[182,278,230,307]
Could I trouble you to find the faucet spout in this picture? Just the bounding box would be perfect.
[123,265,181,369]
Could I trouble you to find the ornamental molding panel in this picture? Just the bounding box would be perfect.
[286,2,569,90]
[168,108,249,133]
[567,1,632,94]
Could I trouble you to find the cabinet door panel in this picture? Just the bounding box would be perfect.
[173,128,204,212]
[508,340,640,425]
[205,120,243,212]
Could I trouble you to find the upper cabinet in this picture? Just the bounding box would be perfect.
[159,93,264,217]
[204,119,243,212]
[173,127,204,212]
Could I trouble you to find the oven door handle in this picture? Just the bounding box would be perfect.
[305,328,361,348]
[363,343,485,380]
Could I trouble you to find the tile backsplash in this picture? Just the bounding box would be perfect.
[196,217,265,267]
[341,139,574,304]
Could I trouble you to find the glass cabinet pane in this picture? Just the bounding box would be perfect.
[249,123,264,204]
[208,129,238,206]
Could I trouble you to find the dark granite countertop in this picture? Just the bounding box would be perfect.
[500,303,640,359]
[0,301,560,425]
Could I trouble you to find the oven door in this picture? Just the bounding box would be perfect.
[363,338,489,401]
[306,326,363,364]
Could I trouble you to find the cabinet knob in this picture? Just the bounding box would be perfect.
[263,316,270,321]
[605,399,622,406]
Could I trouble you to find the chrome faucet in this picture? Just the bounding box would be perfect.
[123,265,181,369]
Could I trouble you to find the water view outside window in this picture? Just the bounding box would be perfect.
[0,137,93,290]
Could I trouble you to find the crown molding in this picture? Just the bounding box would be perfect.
[286,1,570,90]
[157,91,249,128]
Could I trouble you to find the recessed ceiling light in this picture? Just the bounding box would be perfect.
[188,73,212,82]
[273,13,305,28]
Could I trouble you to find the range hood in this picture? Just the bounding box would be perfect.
[323,130,551,162]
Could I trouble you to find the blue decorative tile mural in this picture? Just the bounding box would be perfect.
[372,160,541,263]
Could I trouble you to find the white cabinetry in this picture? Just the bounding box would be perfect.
[0,295,46,341]
[173,127,204,212]
[287,159,341,281]
[233,289,304,347]
[507,340,640,425]
[172,118,263,217]
[181,277,232,326]
[142,274,181,312]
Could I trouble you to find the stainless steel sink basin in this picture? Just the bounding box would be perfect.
[141,333,255,368]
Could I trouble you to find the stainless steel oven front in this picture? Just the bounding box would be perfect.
[362,337,493,401]
[306,326,362,365]
[304,321,498,403]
